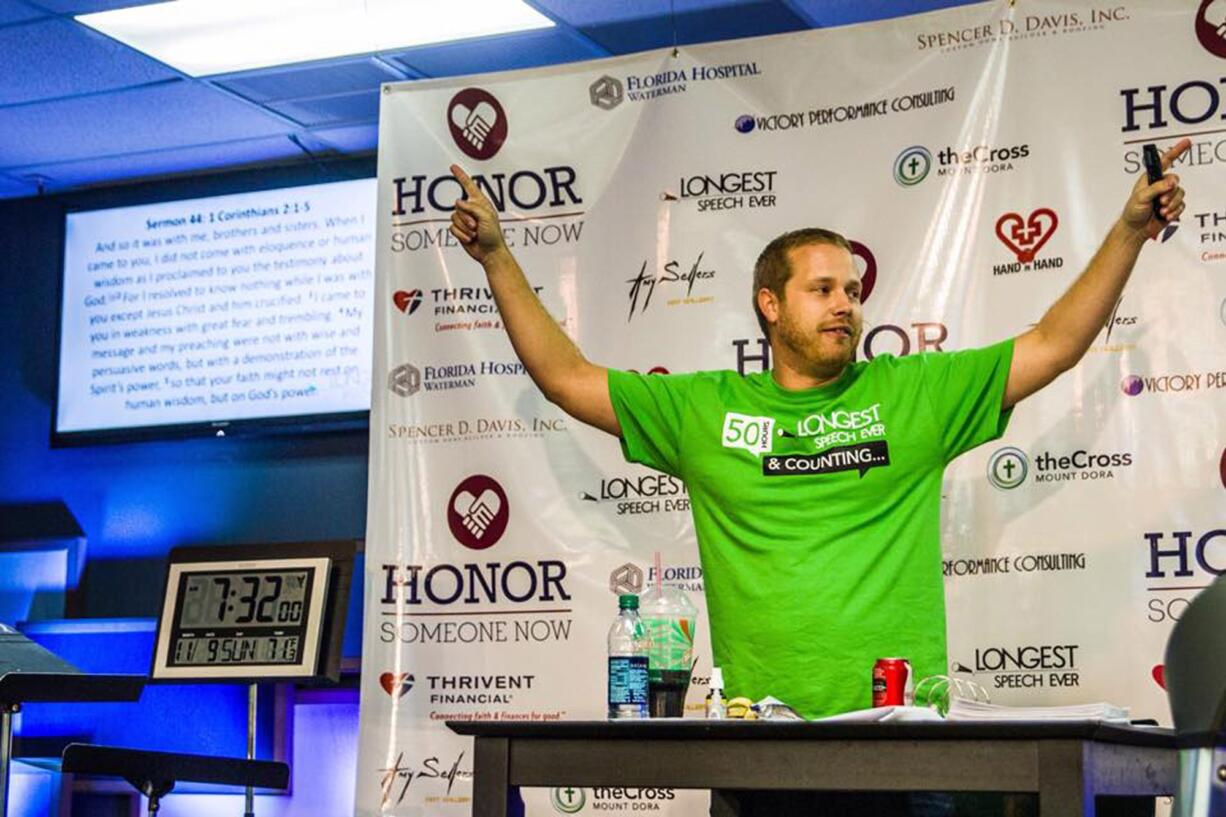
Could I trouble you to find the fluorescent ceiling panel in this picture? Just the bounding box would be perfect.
[77,0,554,77]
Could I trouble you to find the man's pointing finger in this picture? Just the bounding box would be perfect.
[450,163,481,198]
[1161,138,1191,170]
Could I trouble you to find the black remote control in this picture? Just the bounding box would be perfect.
[1142,143,1165,221]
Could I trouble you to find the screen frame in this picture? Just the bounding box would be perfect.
[49,156,376,448]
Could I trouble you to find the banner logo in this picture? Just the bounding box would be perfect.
[380,672,415,697]
[589,76,624,110]
[448,88,507,161]
[625,252,716,320]
[393,289,423,315]
[734,115,756,133]
[987,447,1029,490]
[893,146,932,186]
[1152,664,1166,689]
[995,209,1058,263]
[609,563,644,596]
[552,788,587,813]
[1197,0,1226,59]
[849,240,877,302]
[448,475,510,549]
[388,364,422,397]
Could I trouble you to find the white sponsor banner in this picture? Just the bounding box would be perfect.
[359,1,1226,814]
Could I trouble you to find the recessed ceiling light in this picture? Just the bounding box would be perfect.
[78,0,555,77]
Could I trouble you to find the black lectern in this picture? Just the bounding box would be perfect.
[62,743,289,816]
[0,624,145,816]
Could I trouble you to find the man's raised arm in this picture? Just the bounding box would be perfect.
[448,164,621,437]
[1002,138,1190,410]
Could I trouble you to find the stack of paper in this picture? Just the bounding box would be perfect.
[946,698,1130,722]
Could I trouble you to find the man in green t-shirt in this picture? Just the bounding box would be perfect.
[443,141,1188,720]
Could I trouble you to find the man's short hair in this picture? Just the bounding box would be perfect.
[752,228,853,337]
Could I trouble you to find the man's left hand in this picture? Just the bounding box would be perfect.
[1121,138,1190,240]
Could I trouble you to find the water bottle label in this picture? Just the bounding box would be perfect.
[608,656,649,705]
[643,617,695,671]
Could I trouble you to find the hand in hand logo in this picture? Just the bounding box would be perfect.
[447,475,509,549]
[447,89,508,161]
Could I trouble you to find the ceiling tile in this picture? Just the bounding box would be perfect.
[575,1,807,53]
[0,1,48,26]
[787,0,987,27]
[0,81,291,168]
[391,26,606,77]
[308,123,379,154]
[0,18,179,107]
[215,58,404,104]
[0,172,38,199]
[24,0,169,13]
[10,135,306,193]
[266,91,380,128]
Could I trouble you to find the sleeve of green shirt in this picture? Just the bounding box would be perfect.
[918,338,1016,463]
[606,369,699,477]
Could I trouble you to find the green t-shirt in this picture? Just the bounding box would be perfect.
[607,340,1014,718]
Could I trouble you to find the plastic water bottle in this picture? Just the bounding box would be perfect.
[607,594,649,719]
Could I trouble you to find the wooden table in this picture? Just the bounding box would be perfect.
[447,720,1177,817]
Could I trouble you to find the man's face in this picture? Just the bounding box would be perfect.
[769,243,863,377]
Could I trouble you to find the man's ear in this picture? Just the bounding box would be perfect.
[757,287,779,327]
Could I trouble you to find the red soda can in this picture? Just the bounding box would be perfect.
[872,658,914,707]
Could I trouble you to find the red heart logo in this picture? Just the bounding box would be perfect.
[393,289,423,315]
[1152,664,1165,689]
[380,672,414,697]
[995,208,1059,264]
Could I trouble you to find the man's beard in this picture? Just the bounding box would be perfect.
[775,308,861,380]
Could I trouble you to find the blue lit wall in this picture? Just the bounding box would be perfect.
[0,159,374,816]
[0,156,375,616]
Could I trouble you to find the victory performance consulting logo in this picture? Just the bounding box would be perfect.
[448,474,510,549]
[448,88,508,161]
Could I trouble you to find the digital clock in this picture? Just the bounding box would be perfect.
[151,553,333,681]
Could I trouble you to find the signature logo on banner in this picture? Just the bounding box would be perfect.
[380,672,415,697]
[379,751,472,808]
[995,209,1059,264]
[625,253,716,320]
[448,475,510,549]
[1197,0,1226,59]
[393,289,423,315]
[447,88,507,161]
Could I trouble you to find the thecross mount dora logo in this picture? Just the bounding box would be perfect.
[996,209,1059,264]
[447,88,507,161]
[589,75,624,110]
[447,475,510,550]
[987,447,1028,490]
[380,672,414,697]
[552,787,586,814]
[894,145,932,186]
[392,289,423,315]
[1197,0,1226,59]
